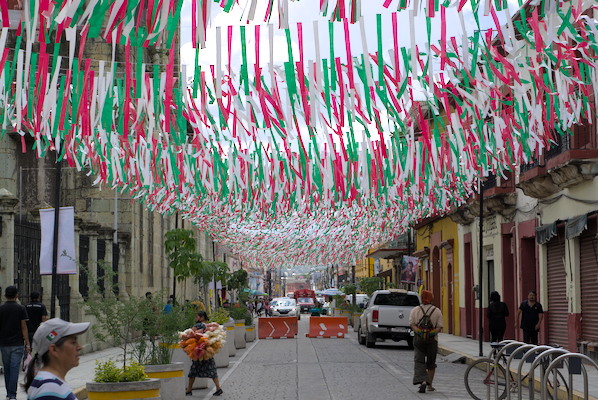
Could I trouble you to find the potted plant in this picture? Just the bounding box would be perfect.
[84,292,161,399]
[244,310,256,342]
[228,304,250,349]
[132,296,194,400]
[210,309,231,367]
[86,360,161,400]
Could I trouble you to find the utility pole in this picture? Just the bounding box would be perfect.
[50,158,62,319]
[351,265,356,305]
[478,179,484,357]
[212,240,218,310]
[172,214,178,304]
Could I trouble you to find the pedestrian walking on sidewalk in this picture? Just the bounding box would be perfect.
[24,318,90,400]
[515,290,544,345]
[487,291,509,343]
[25,292,48,345]
[409,289,443,394]
[0,285,30,400]
[185,311,223,397]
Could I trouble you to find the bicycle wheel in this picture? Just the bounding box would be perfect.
[545,368,570,400]
[464,358,508,400]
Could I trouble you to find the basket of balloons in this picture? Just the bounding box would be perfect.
[178,323,226,361]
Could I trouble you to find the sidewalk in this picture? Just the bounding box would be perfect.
[2,333,597,399]
[437,333,598,400]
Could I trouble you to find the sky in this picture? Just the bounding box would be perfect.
[178,0,522,80]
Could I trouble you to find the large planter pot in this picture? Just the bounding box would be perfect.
[170,346,207,389]
[353,316,360,332]
[245,324,256,342]
[86,378,161,400]
[234,320,246,349]
[224,322,236,357]
[213,343,229,368]
[144,362,185,400]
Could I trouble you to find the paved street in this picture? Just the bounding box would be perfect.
[2,315,597,399]
[188,316,482,400]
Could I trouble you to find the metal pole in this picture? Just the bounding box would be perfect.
[50,159,62,319]
[213,240,218,310]
[173,215,178,303]
[351,265,356,305]
[478,179,484,356]
[19,167,22,222]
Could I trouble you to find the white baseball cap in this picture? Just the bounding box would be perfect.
[32,318,90,357]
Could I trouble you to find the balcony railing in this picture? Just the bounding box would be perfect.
[481,174,497,191]
[546,133,571,160]
[482,171,515,192]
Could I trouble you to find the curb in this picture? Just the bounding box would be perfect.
[438,345,596,400]
[73,385,87,400]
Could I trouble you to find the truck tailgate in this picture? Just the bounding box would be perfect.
[377,306,411,326]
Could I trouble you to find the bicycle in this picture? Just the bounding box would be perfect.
[464,342,569,400]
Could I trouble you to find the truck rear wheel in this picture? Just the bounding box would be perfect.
[357,327,366,345]
[365,332,376,348]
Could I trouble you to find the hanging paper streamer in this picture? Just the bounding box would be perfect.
[0,1,597,268]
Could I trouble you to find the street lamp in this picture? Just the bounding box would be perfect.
[281,275,287,297]
[212,240,218,310]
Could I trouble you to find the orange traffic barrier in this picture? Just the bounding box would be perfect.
[258,317,298,339]
[306,316,348,338]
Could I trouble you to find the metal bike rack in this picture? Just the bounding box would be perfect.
[525,347,569,400]
[503,343,536,400]
[490,340,527,400]
[542,353,598,400]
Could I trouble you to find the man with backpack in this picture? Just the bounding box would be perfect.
[409,290,443,394]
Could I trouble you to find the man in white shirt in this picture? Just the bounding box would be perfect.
[409,290,443,393]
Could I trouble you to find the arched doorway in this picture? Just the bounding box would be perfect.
[432,247,441,306]
[447,262,454,334]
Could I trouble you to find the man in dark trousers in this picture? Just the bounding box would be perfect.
[0,286,30,400]
[25,291,47,345]
[515,290,544,345]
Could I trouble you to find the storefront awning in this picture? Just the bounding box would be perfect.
[566,214,588,239]
[536,222,557,245]
[366,248,406,259]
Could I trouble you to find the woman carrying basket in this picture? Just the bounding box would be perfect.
[185,311,223,396]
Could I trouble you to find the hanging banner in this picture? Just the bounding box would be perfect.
[401,255,418,284]
[39,206,77,275]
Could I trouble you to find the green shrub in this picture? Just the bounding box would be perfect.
[94,360,122,383]
[244,312,253,326]
[122,362,147,382]
[94,360,147,383]
[211,308,231,325]
[228,305,249,320]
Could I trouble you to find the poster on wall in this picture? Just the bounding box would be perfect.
[401,256,418,284]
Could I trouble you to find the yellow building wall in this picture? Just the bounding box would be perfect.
[355,257,373,279]
[415,217,460,336]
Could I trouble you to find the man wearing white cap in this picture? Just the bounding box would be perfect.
[23,318,90,400]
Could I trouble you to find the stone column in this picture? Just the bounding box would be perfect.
[98,227,115,297]
[117,232,130,301]
[68,217,85,322]
[0,189,18,290]
[81,222,100,297]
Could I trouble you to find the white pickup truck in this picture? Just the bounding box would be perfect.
[357,289,421,348]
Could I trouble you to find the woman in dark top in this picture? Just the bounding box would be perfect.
[185,311,223,396]
[487,291,509,343]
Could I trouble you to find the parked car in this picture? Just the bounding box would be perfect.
[270,297,301,320]
[358,289,421,348]
[346,294,369,308]
[297,297,315,313]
